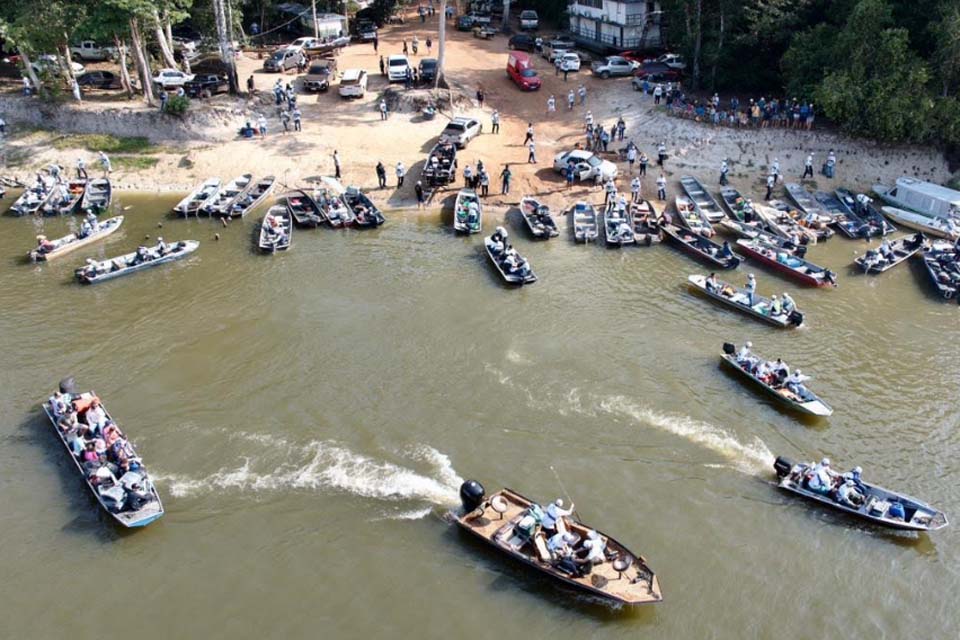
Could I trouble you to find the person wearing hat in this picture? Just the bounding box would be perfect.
[719,159,729,185]
[542,498,575,535]
[745,273,757,307]
[156,237,168,256]
[849,466,865,493]
[36,234,55,254]
[58,405,79,434]
[771,358,790,383]
[807,457,833,493]
[769,293,782,316]
[580,529,607,565]
[837,477,864,507]
[785,369,808,398]
[736,341,754,367]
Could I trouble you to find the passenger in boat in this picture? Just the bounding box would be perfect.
[36,235,56,254]
[156,237,168,256]
[769,294,783,316]
[128,246,150,266]
[837,479,865,508]
[704,273,720,292]
[781,292,796,314]
[784,369,808,397]
[81,440,100,463]
[736,341,753,366]
[848,466,865,493]
[579,530,607,566]
[806,458,834,493]
[755,360,774,384]
[542,498,574,535]
[126,481,154,510]
[111,437,140,473]
[84,397,107,434]
[547,530,575,557]
[879,239,895,262]
[771,358,790,383]
[718,240,734,261]
[745,274,757,306]
[79,218,93,239]
[49,390,70,417]
[58,406,79,433]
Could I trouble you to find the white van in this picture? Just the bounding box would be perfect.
[339,69,368,98]
[520,10,539,30]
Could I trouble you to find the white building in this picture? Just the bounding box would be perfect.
[568,0,662,53]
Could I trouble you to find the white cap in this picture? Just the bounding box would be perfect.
[749,273,755,279]
[555,498,564,507]
[745,341,752,348]
[821,457,830,465]
[796,369,802,375]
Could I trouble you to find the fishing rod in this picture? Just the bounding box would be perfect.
[549,465,581,522]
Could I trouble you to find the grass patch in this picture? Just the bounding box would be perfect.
[112,156,160,171]
[51,133,156,154]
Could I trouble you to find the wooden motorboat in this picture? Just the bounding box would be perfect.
[735,237,837,287]
[204,173,253,217]
[75,239,199,284]
[673,196,714,237]
[520,196,559,239]
[229,175,276,218]
[720,343,832,416]
[881,206,960,240]
[662,223,740,269]
[603,201,636,246]
[44,179,86,216]
[80,178,112,213]
[836,189,896,237]
[629,199,661,245]
[814,190,864,239]
[9,182,55,216]
[451,481,662,605]
[342,186,385,228]
[773,456,948,531]
[484,231,537,284]
[687,274,803,327]
[717,187,768,238]
[769,199,833,241]
[453,188,482,234]
[679,175,725,223]
[571,201,598,243]
[173,177,220,217]
[258,205,293,252]
[284,189,326,228]
[42,378,165,528]
[29,215,124,262]
[920,242,960,299]
[854,234,926,274]
[785,182,834,226]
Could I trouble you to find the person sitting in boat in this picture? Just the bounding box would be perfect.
[579,530,607,567]
[84,397,107,435]
[837,478,865,508]
[547,530,576,559]
[128,245,150,266]
[771,358,790,383]
[35,234,56,254]
[736,341,755,367]
[156,237,168,257]
[58,406,79,434]
[49,390,71,417]
[768,294,783,316]
[467,201,480,227]
[542,498,574,536]
[781,293,796,314]
[784,369,809,397]
[705,272,720,293]
[806,458,835,494]
[126,480,154,510]
[879,238,895,262]
[717,241,734,261]
[79,218,95,239]
[81,440,100,464]
[847,466,865,493]
[755,360,774,384]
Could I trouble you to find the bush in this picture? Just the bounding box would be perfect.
[164,94,190,117]
[51,133,154,153]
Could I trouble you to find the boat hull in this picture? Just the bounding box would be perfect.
[720,354,832,417]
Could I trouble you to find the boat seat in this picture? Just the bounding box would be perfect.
[533,534,552,563]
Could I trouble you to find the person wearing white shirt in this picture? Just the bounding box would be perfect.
[85,398,107,434]
[541,498,574,535]
[630,176,641,203]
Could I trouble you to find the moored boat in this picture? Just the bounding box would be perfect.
[204,173,253,217]
[451,480,663,605]
[919,242,960,299]
[854,234,926,274]
[720,342,832,416]
[453,188,482,234]
[717,187,768,238]
[283,189,326,228]
[630,199,661,245]
[687,274,803,327]
[520,196,559,239]
[258,205,293,252]
[484,227,537,284]
[603,201,636,246]
[80,178,112,213]
[29,215,124,262]
[662,223,740,268]
[312,178,354,227]
[880,206,959,240]
[836,189,895,237]
[735,237,837,287]
[769,199,832,241]
[226,175,276,218]
[173,177,221,217]
[42,377,165,528]
[44,179,86,216]
[873,176,960,219]
[673,196,714,237]
[9,181,55,216]
[772,456,948,531]
[679,175,725,223]
[785,182,834,226]
[571,201,598,243]
[342,186,385,228]
[75,239,199,284]
[814,190,864,238]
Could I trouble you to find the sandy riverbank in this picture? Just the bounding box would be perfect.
[0,9,955,212]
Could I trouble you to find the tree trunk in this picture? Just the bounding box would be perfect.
[153,9,179,69]
[710,6,724,91]
[501,0,510,33]
[19,51,43,96]
[114,34,135,98]
[437,0,447,88]
[129,18,155,104]
[213,0,239,94]
[164,12,176,54]
[61,40,80,101]
[691,0,702,90]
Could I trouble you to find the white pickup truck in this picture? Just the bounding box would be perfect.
[70,41,118,61]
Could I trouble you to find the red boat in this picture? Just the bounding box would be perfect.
[735,238,837,288]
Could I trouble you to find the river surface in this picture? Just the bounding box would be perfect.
[0,192,957,639]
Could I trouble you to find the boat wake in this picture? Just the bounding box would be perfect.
[155,439,462,514]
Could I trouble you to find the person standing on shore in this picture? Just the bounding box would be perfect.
[656,173,666,201]
[379,56,386,76]
[373,34,379,52]
[528,140,537,164]
[626,144,637,172]
[333,150,341,179]
[653,84,663,105]
[415,180,424,208]
[631,176,641,203]
[491,110,500,134]
[639,151,648,176]
[824,150,836,178]
[280,109,291,133]
[426,38,432,55]
[771,158,781,183]
[523,123,534,146]
[76,157,87,179]
[657,141,667,167]
[604,178,617,206]
[479,170,489,196]
[98,151,112,176]
[476,87,484,108]
[578,84,586,105]
[719,160,729,186]
[293,107,302,132]
[396,161,405,187]
[567,90,575,110]
[547,95,556,115]
[257,113,268,138]
[380,99,389,120]
[463,163,473,188]
[765,173,775,200]
[802,153,814,179]
[376,161,387,188]
[500,165,512,195]
[159,91,168,112]
[616,117,626,141]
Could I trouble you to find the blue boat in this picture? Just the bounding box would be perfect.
[42,378,164,528]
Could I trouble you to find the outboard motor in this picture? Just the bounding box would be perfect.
[795,245,808,259]
[722,342,736,356]
[789,311,805,327]
[773,456,795,479]
[59,376,77,395]
[459,480,485,513]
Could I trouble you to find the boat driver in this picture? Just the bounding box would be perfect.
[806,458,834,494]
[837,479,864,508]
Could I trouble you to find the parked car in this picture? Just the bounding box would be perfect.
[339,68,368,98]
[467,12,492,25]
[508,34,537,52]
[356,21,378,41]
[189,54,231,76]
[519,10,539,30]
[419,58,438,83]
[152,68,194,89]
[554,52,581,72]
[76,70,122,90]
[263,47,303,72]
[303,58,338,91]
[542,38,575,61]
[553,150,618,182]
[440,117,483,148]
[32,55,84,77]
[288,37,321,52]
[506,52,541,91]
[457,16,475,31]
[631,63,682,89]
[70,41,118,61]
[184,74,229,97]
[644,53,687,70]
[386,54,410,82]
[590,56,637,78]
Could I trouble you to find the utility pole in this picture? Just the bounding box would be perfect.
[312,0,319,39]
[437,0,447,88]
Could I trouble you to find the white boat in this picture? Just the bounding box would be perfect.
[874,177,960,219]
[173,178,221,217]
[453,189,482,234]
[75,240,199,284]
[603,202,636,246]
[571,202,598,243]
[881,206,960,240]
[258,205,292,252]
[29,216,124,261]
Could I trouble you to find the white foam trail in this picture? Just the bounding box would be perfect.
[156,442,463,506]
[597,395,775,474]
[374,507,435,521]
